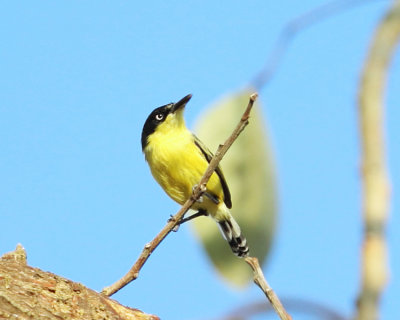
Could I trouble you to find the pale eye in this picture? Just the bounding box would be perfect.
[155,113,164,121]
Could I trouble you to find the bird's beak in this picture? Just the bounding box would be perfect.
[171,94,192,113]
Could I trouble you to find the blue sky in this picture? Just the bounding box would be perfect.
[1,1,399,319]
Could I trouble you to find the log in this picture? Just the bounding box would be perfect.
[0,245,158,320]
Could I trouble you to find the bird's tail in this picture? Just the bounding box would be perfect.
[218,214,249,258]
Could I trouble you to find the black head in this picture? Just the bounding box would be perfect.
[141,94,192,151]
[141,104,172,150]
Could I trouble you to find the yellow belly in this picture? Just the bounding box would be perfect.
[145,129,223,214]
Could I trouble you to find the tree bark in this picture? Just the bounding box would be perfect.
[0,245,158,320]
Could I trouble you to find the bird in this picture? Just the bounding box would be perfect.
[141,94,249,257]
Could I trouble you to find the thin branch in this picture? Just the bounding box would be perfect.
[219,299,347,320]
[101,93,258,297]
[355,1,400,319]
[251,0,388,90]
[245,257,292,320]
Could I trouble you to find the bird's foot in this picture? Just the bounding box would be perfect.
[192,184,204,203]
[192,185,219,204]
[168,215,180,232]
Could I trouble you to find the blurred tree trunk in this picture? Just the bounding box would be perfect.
[0,245,158,320]
[356,0,400,319]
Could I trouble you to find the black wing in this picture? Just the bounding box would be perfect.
[193,134,232,209]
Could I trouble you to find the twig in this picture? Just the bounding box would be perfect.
[251,0,387,90]
[245,257,292,320]
[355,1,400,319]
[219,298,347,320]
[101,93,258,297]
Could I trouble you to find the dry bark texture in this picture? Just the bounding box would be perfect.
[0,245,158,320]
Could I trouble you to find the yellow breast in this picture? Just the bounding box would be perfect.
[144,125,223,211]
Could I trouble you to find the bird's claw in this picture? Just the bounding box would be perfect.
[192,185,219,205]
[192,184,205,203]
[168,215,180,232]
